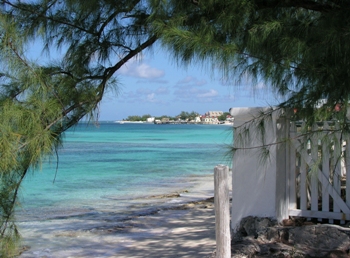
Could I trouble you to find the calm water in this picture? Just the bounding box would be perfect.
[16,122,232,257]
[18,122,232,220]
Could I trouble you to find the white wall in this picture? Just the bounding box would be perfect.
[230,107,287,231]
[147,117,155,123]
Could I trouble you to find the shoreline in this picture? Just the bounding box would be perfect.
[18,172,231,258]
[113,120,234,126]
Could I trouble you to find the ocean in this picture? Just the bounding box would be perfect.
[17,122,233,257]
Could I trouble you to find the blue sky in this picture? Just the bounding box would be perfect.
[100,48,282,121]
[28,42,281,121]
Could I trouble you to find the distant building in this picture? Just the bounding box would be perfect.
[161,117,170,123]
[194,116,201,123]
[225,114,234,122]
[147,117,155,123]
[205,111,223,117]
[201,111,223,124]
[203,117,219,124]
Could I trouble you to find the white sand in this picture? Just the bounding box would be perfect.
[19,172,231,258]
[113,206,216,258]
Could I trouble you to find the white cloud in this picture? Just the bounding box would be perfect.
[119,61,165,79]
[195,79,207,86]
[119,86,169,104]
[146,93,156,102]
[173,87,220,103]
[197,89,218,98]
[177,76,194,84]
[136,88,153,94]
[136,79,168,84]
[253,82,267,90]
[132,64,164,79]
[155,86,170,95]
[176,76,207,87]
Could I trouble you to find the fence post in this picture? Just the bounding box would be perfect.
[276,115,290,222]
[214,165,231,258]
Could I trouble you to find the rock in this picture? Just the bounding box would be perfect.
[238,216,276,239]
[282,219,294,226]
[230,216,350,258]
[289,224,350,254]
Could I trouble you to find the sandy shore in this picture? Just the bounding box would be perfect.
[111,198,216,258]
[18,174,231,258]
[19,200,216,258]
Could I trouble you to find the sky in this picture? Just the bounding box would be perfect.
[99,48,282,121]
[28,42,282,121]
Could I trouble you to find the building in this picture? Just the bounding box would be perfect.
[205,111,223,117]
[202,117,219,124]
[146,117,155,123]
[193,116,201,123]
[161,117,170,124]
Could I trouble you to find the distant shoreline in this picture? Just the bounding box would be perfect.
[114,120,234,126]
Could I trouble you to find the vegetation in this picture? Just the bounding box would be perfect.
[124,114,152,122]
[218,112,231,122]
[0,0,161,255]
[152,0,350,124]
[1,0,350,255]
[124,111,200,121]
[154,115,176,121]
[177,111,199,121]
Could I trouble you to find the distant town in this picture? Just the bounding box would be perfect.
[119,111,234,125]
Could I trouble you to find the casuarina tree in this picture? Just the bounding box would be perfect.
[1,0,349,255]
[0,0,163,255]
[152,0,350,122]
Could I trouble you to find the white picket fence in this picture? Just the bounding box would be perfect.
[288,121,350,222]
[230,107,350,231]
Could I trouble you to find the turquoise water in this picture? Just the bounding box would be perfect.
[17,122,232,257]
[18,122,232,220]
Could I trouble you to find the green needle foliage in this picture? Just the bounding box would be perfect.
[152,0,350,124]
[1,0,350,255]
[150,0,350,173]
[0,0,165,255]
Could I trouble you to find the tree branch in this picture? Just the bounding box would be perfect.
[255,0,339,12]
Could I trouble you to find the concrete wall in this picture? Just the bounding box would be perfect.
[230,107,288,231]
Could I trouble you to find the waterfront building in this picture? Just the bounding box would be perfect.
[205,111,223,117]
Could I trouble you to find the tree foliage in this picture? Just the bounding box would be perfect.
[0,0,162,255]
[125,114,152,121]
[152,0,350,124]
[1,0,350,255]
[178,111,198,120]
[218,112,230,121]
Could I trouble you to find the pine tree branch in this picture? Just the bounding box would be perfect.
[0,168,28,238]
[255,0,339,12]
[104,34,158,80]
[97,0,142,38]
[188,0,199,6]
[3,1,94,35]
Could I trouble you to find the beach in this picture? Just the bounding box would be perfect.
[112,199,216,258]
[16,123,232,257]
[18,174,231,258]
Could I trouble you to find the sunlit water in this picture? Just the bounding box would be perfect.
[16,122,233,257]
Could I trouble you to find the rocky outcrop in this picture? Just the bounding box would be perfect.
[230,216,350,257]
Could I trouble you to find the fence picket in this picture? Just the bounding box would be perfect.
[288,121,350,223]
[346,138,350,208]
[289,122,297,210]
[333,123,341,217]
[298,148,350,213]
[300,148,307,211]
[322,122,331,223]
[311,124,319,213]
